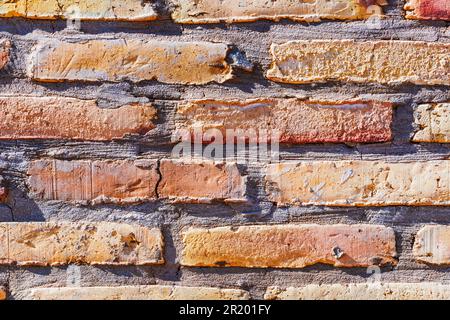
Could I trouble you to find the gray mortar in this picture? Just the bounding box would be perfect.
[0,0,449,300]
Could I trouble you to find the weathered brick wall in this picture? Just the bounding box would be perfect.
[0,0,449,300]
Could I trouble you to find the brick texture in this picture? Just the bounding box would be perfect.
[181,224,397,268]
[28,159,159,204]
[0,39,10,69]
[0,0,158,21]
[31,40,232,84]
[265,283,450,300]
[158,160,248,203]
[175,99,393,144]
[412,103,449,143]
[405,0,450,20]
[266,40,450,85]
[0,287,5,300]
[414,225,450,265]
[21,285,250,300]
[170,0,386,23]
[0,96,156,141]
[266,161,450,206]
[0,222,164,266]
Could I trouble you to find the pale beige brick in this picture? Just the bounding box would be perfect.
[413,103,449,143]
[21,285,249,300]
[266,161,449,206]
[265,283,450,300]
[414,225,450,265]
[0,0,158,21]
[171,0,385,23]
[0,222,164,266]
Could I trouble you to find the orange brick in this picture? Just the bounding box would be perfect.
[0,222,164,266]
[0,0,158,21]
[266,161,449,206]
[0,96,156,141]
[175,99,393,144]
[170,0,385,23]
[267,40,449,85]
[414,225,450,265]
[158,160,247,203]
[0,287,5,300]
[28,159,159,204]
[405,0,450,20]
[21,285,249,300]
[31,39,232,85]
[181,224,397,268]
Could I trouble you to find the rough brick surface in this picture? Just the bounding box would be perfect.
[0,96,157,141]
[414,226,450,265]
[0,39,10,69]
[0,287,5,300]
[405,0,450,20]
[412,103,449,143]
[170,0,385,23]
[266,161,450,206]
[158,160,247,203]
[0,0,158,21]
[266,40,450,85]
[265,283,450,300]
[181,224,397,268]
[32,40,232,85]
[0,175,6,203]
[175,99,393,144]
[28,159,159,204]
[0,222,164,266]
[21,285,250,300]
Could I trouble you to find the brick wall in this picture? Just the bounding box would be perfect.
[0,0,449,300]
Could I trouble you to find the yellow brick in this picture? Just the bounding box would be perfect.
[265,283,450,300]
[0,0,158,21]
[414,225,450,265]
[266,160,449,206]
[31,39,232,85]
[21,285,250,300]
[171,0,384,23]
[413,103,450,143]
[0,222,164,266]
[267,40,450,85]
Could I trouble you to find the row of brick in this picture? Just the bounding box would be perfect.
[0,0,448,22]
[1,39,449,86]
[0,96,448,143]
[0,222,448,267]
[3,282,450,300]
[8,159,447,206]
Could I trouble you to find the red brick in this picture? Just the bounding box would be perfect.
[28,159,159,204]
[175,99,393,144]
[0,39,10,69]
[405,0,450,20]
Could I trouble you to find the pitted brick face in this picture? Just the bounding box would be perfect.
[0,0,158,21]
[31,40,233,85]
[267,40,450,85]
[405,0,450,20]
[170,0,387,23]
[0,222,164,266]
